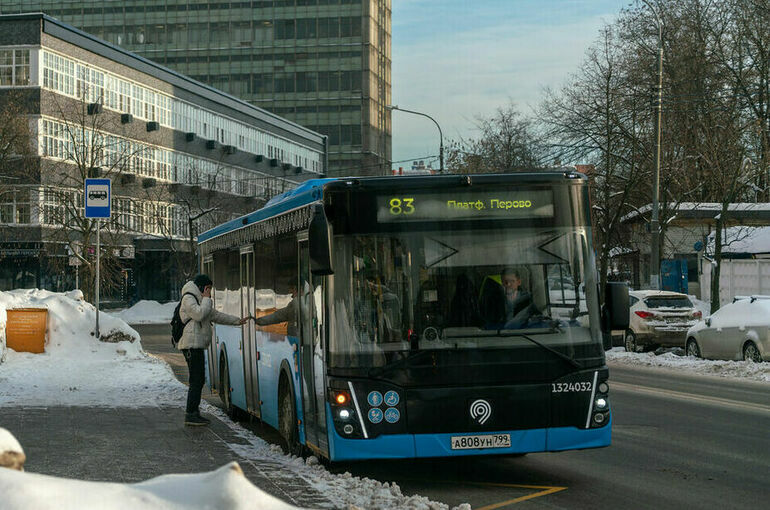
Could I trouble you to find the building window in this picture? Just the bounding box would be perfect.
[0,49,30,86]
[37,49,323,174]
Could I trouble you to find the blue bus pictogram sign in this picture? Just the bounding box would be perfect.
[85,178,111,218]
[367,391,383,407]
[368,408,383,424]
[384,390,400,406]
[384,407,400,423]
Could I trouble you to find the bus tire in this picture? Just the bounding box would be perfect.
[220,355,244,420]
[279,376,302,457]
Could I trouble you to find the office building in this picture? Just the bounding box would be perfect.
[0,13,326,302]
[0,0,392,176]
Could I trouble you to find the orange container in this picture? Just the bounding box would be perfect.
[6,308,48,354]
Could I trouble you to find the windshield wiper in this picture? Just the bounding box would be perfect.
[493,331,582,369]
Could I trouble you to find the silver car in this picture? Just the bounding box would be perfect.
[685,296,770,362]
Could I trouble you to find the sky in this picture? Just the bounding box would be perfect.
[391,0,626,169]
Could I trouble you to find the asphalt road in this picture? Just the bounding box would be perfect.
[135,324,770,509]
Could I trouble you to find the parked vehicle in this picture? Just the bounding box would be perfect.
[686,296,770,362]
[625,290,701,352]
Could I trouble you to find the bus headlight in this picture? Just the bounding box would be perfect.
[594,397,608,410]
[343,424,354,435]
[339,408,351,420]
[593,412,606,425]
[598,382,609,394]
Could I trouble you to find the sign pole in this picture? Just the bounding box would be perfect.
[95,218,100,338]
[85,176,110,338]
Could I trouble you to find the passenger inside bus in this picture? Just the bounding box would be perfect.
[479,267,537,329]
[448,274,483,327]
[255,280,298,336]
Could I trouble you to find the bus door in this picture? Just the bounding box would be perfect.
[203,256,219,392]
[298,239,328,455]
[240,246,260,417]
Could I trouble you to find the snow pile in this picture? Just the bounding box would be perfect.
[0,289,138,344]
[689,295,710,317]
[0,427,25,471]
[206,405,468,510]
[606,348,770,382]
[0,289,186,407]
[113,300,177,325]
[0,459,298,510]
[706,225,770,255]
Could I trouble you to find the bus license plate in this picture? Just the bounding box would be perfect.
[451,434,511,450]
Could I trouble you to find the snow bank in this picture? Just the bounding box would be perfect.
[112,300,177,325]
[0,427,25,471]
[0,428,22,456]
[0,459,298,510]
[0,289,138,345]
[204,404,469,510]
[689,295,710,317]
[606,347,770,382]
[0,289,186,407]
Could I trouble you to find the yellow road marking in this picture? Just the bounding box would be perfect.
[473,484,567,510]
[399,478,567,509]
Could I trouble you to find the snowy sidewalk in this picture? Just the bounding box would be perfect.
[0,405,334,509]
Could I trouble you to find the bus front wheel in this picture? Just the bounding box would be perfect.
[279,381,302,457]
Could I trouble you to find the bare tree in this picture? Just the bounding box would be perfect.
[540,25,651,293]
[138,155,264,283]
[38,90,147,302]
[712,0,770,200]
[445,102,546,174]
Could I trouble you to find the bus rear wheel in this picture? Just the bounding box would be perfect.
[279,381,303,457]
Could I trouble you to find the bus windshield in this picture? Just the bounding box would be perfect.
[329,226,602,368]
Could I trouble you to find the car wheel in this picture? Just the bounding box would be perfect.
[743,342,762,363]
[279,378,303,457]
[624,331,640,353]
[686,338,701,358]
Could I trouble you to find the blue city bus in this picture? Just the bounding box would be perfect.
[198,171,629,461]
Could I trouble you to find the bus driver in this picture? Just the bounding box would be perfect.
[480,267,535,329]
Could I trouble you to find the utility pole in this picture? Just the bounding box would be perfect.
[643,0,664,289]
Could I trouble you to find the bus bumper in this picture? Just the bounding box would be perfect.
[327,415,612,461]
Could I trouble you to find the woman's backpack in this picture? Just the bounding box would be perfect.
[171,292,199,348]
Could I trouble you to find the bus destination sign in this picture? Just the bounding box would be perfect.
[376,189,555,223]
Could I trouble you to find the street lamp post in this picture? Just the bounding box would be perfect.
[386,105,444,173]
[643,0,664,289]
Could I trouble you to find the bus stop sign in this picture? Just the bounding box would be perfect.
[85,178,111,218]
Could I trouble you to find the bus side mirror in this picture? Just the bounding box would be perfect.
[309,203,333,276]
[603,282,630,332]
